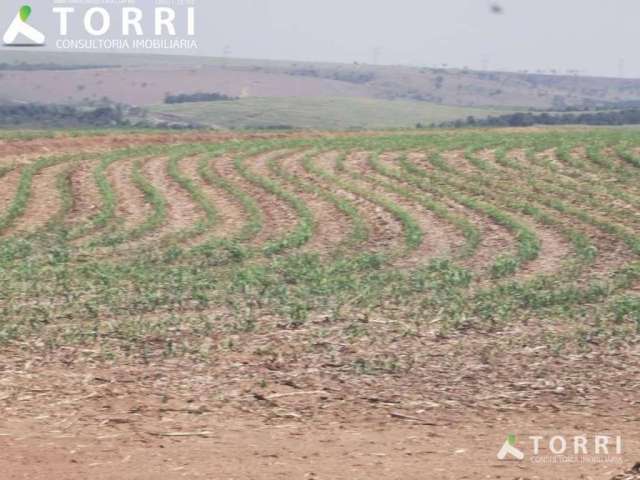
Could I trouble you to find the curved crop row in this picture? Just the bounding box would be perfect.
[0,130,638,352]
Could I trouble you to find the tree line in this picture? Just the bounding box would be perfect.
[0,102,198,129]
[0,62,116,71]
[164,92,238,104]
[437,108,640,128]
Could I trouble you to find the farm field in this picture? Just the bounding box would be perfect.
[150,96,510,130]
[4,51,640,110]
[0,127,639,479]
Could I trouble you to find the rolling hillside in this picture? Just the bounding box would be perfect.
[150,97,510,130]
[3,51,640,108]
[3,51,640,129]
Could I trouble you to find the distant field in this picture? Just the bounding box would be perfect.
[4,51,640,110]
[150,97,510,129]
[0,66,370,106]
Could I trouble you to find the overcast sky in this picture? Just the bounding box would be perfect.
[199,0,639,77]
[3,0,639,78]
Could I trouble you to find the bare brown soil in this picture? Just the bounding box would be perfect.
[142,156,204,242]
[67,159,102,230]
[516,218,572,280]
[214,154,296,247]
[1,409,637,480]
[278,153,353,255]
[0,131,328,160]
[440,149,471,171]
[8,163,68,234]
[313,150,342,176]
[1,318,638,480]
[442,149,630,282]
[328,152,405,255]
[348,152,465,267]
[462,208,516,274]
[107,157,152,232]
[181,156,248,240]
[374,152,519,275]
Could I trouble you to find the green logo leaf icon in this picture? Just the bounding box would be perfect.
[20,5,32,22]
[508,434,516,446]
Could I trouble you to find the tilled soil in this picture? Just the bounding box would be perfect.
[182,156,248,240]
[0,131,639,479]
[214,153,298,247]
[8,163,69,234]
[0,321,638,480]
[278,153,353,255]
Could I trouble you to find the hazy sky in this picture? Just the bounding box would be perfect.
[2,0,639,78]
[200,0,638,77]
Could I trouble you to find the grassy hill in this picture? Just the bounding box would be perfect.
[3,51,640,129]
[3,51,640,109]
[150,97,510,130]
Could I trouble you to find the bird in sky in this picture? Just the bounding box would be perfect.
[490,3,504,14]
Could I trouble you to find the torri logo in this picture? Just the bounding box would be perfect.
[3,5,45,46]
[497,434,525,461]
[497,433,624,465]
[3,3,197,51]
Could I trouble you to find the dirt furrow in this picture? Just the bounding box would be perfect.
[72,156,153,250]
[7,163,69,235]
[441,198,517,275]
[143,156,204,242]
[515,219,571,279]
[577,233,636,283]
[440,149,472,171]
[181,156,247,240]
[488,149,637,280]
[313,150,342,175]
[66,159,101,231]
[214,153,296,247]
[414,152,518,273]
[0,167,22,225]
[438,150,580,276]
[0,130,329,161]
[315,151,407,256]
[376,153,518,275]
[330,152,405,253]
[276,152,353,255]
[80,156,206,255]
[349,152,464,267]
[107,157,152,232]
